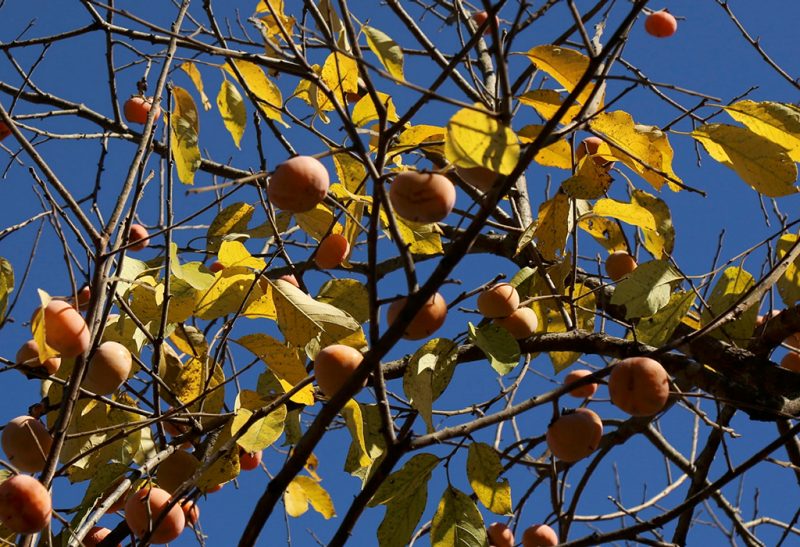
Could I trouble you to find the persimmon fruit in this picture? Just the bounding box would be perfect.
[471,11,500,35]
[564,369,598,399]
[575,136,614,168]
[522,524,559,547]
[608,357,670,416]
[156,450,199,494]
[455,165,498,193]
[495,306,538,339]
[0,121,10,141]
[33,299,91,358]
[181,499,200,527]
[125,486,185,544]
[2,416,53,473]
[781,352,800,373]
[477,283,520,319]
[209,261,225,273]
[124,96,161,124]
[83,341,132,396]
[387,292,448,340]
[645,10,677,38]
[546,408,603,463]
[239,449,263,471]
[487,522,515,547]
[268,155,330,213]
[315,233,350,269]
[0,474,52,534]
[605,251,637,281]
[16,339,61,375]
[313,344,365,398]
[389,171,456,224]
[83,526,119,547]
[128,223,150,251]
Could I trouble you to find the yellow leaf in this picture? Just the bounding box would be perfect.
[363,25,404,80]
[445,105,519,175]
[590,111,682,191]
[777,234,800,307]
[631,189,674,259]
[284,478,309,517]
[224,60,287,127]
[194,268,264,320]
[431,487,488,547]
[701,266,758,345]
[206,202,255,254]
[197,421,240,492]
[577,215,626,252]
[0,257,13,321]
[518,89,583,126]
[169,325,209,358]
[394,216,444,255]
[610,260,682,319]
[692,123,797,197]
[233,389,287,452]
[319,52,359,110]
[526,45,599,109]
[31,289,58,363]
[316,278,370,324]
[170,86,201,185]
[560,156,614,199]
[342,399,371,468]
[167,357,225,421]
[517,124,573,169]
[636,291,695,347]
[467,442,512,515]
[180,62,211,110]
[243,279,278,320]
[533,192,570,260]
[294,203,337,242]
[390,124,446,158]
[255,0,295,41]
[217,79,246,148]
[236,334,315,405]
[285,476,336,519]
[332,152,368,246]
[725,100,800,162]
[218,240,266,270]
[593,197,657,231]
[352,91,398,127]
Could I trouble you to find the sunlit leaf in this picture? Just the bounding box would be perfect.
[295,203,337,242]
[518,90,582,126]
[316,278,370,324]
[636,290,695,347]
[233,389,287,452]
[285,476,336,519]
[533,192,571,261]
[777,234,800,307]
[593,197,657,231]
[526,45,599,109]
[217,240,265,270]
[345,403,386,484]
[342,399,371,468]
[255,0,295,41]
[197,421,240,492]
[180,62,211,110]
[431,486,488,547]
[467,442,512,515]
[403,338,458,432]
[725,100,800,162]
[224,59,287,126]
[207,203,255,254]
[561,156,614,199]
[610,260,682,319]
[217,79,246,147]
[363,25,404,81]
[166,357,225,422]
[517,124,573,169]
[194,267,264,320]
[0,258,13,321]
[701,266,759,345]
[577,215,626,252]
[468,323,520,376]
[394,216,444,255]
[236,333,315,405]
[391,125,445,158]
[352,92,398,127]
[369,453,439,507]
[631,189,675,259]
[319,51,359,111]
[445,105,519,175]
[170,86,201,185]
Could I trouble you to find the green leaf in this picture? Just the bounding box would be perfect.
[431,486,489,547]
[467,442,512,515]
[170,86,201,185]
[402,338,458,433]
[445,105,520,175]
[610,260,682,319]
[701,266,759,345]
[468,323,520,376]
[363,26,404,80]
[636,290,695,347]
[692,123,797,197]
[377,486,428,547]
[217,79,246,147]
[370,453,439,507]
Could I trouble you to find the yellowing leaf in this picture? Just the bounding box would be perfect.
[363,25,404,81]
[377,486,428,547]
[526,45,599,109]
[316,278,370,324]
[517,124,573,169]
[236,333,314,405]
[725,100,800,162]
[197,421,240,491]
[468,323,520,376]
[352,92,398,127]
[0,258,13,321]
[31,289,58,363]
[284,477,309,517]
[445,105,519,175]
[284,476,335,519]
[391,125,445,158]
[179,63,210,111]
[467,442,512,515]
[370,453,439,507]
[170,86,201,185]
[295,203,337,242]
[777,234,800,307]
[560,156,613,199]
[518,90,583,125]
[217,79,246,147]
[593,197,657,231]
[533,192,571,261]
[167,358,225,421]
[207,202,255,254]
[194,267,264,320]
[170,325,209,358]
[577,215,626,252]
[610,260,682,319]
[636,290,695,347]
[590,111,682,191]
[431,486,488,547]
[631,189,674,259]
[701,266,759,345]
[233,389,286,452]
[218,240,266,270]
[319,51,359,110]
[345,404,386,484]
[255,0,295,41]
[692,123,797,197]
[342,399,371,468]
[224,59,287,127]
[394,216,444,256]
[243,278,278,320]
[402,338,458,433]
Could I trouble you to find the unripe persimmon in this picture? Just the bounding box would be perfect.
[605,251,637,281]
[522,524,559,547]
[2,416,53,473]
[16,339,61,375]
[389,171,456,224]
[487,522,514,547]
[546,408,603,463]
[471,11,500,36]
[0,475,51,534]
[83,526,120,547]
[209,261,225,273]
[608,357,670,416]
[83,341,132,396]
[125,486,185,544]
[128,223,149,251]
[124,96,161,124]
[645,10,677,38]
[239,449,262,471]
[477,283,520,319]
[495,306,538,339]
[268,155,330,213]
[564,369,598,399]
[455,165,498,193]
[34,299,91,358]
[156,450,199,494]
[781,352,800,373]
[313,344,365,398]
[387,292,448,340]
[315,233,350,269]
[181,499,200,527]
[0,121,10,141]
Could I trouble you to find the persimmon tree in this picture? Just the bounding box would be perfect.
[1,1,800,546]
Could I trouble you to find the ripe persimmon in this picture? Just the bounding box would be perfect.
[389,171,456,224]
[0,121,10,141]
[16,339,61,375]
[156,450,200,495]
[564,369,598,399]
[239,449,262,471]
[2,416,53,473]
[0,475,52,534]
[128,224,150,251]
[455,165,498,193]
[645,10,678,38]
[495,306,539,339]
[608,357,670,416]
[471,11,500,36]
[477,283,520,319]
[487,522,515,547]
[268,156,330,213]
[605,251,637,281]
[125,486,185,544]
[83,526,120,547]
[124,96,161,124]
[546,408,603,462]
[315,233,350,269]
[313,344,365,398]
[181,499,200,527]
[781,352,800,373]
[522,524,559,546]
[576,136,613,168]
[387,292,448,340]
[83,341,132,396]
[33,299,91,358]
